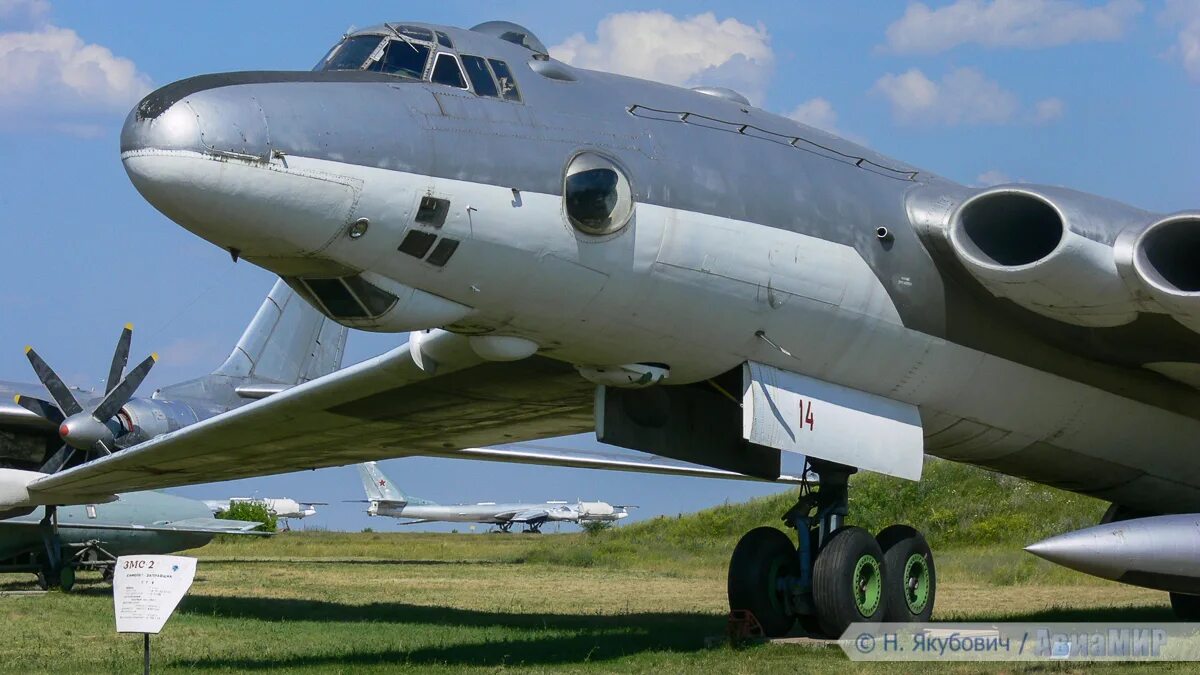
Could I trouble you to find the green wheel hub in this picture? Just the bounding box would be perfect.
[852,554,882,616]
[902,553,931,614]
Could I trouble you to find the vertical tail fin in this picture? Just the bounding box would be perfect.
[357,462,410,503]
[214,278,348,385]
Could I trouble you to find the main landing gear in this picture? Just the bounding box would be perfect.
[727,460,936,638]
[35,505,76,592]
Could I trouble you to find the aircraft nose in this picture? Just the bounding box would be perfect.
[120,75,358,259]
[119,95,203,155]
[121,76,271,158]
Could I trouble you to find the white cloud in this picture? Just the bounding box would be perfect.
[884,0,1143,54]
[873,67,1021,125]
[0,0,49,27]
[1033,96,1065,122]
[975,170,1013,186]
[551,11,773,104]
[0,9,151,133]
[785,97,838,132]
[1162,0,1200,80]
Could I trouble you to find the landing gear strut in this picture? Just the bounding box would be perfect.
[36,505,76,592]
[727,460,936,638]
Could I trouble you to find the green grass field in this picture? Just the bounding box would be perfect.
[0,461,1187,673]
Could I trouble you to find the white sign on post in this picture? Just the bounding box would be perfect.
[112,555,197,634]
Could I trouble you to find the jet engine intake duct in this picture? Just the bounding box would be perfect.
[1129,212,1200,333]
[947,185,1146,327]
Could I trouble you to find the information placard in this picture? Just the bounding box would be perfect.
[112,555,197,634]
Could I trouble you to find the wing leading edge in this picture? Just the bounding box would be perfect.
[26,331,803,502]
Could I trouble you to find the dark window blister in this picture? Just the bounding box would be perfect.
[416,196,450,226]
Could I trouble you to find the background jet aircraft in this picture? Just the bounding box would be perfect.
[4,18,1199,638]
[0,490,263,591]
[204,497,326,528]
[355,462,628,533]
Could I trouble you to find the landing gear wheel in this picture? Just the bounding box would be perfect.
[813,526,886,637]
[728,527,799,637]
[876,525,935,622]
[1171,593,1200,620]
[57,566,75,592]
[102,565,115,583]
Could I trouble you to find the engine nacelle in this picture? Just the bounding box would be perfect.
[946,185,1150,327]
[116,397,201,447]
[1120,212,1200,334]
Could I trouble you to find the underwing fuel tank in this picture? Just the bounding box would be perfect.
[1026,515,1200,593]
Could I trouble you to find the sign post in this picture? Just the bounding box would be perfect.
[112,555,197,674]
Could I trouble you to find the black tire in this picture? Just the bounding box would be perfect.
[728,527,799,637]
[813,526,886,637]
[58,566,75,592]
[876,525,936,622]
[1171,593,1200,620]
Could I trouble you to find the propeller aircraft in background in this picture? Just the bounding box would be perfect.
[0,491,266,591]
[1,19,1197,637]
[353,461,629,533]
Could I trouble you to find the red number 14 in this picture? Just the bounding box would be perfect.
[799,399,815,431]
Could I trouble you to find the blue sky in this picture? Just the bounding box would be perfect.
[0,1,1197,531]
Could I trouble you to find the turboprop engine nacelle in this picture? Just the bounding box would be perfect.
[945,185,1151,327]
[1118,212,1200,334]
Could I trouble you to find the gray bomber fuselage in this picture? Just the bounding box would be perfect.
[375,501,556,524]
[120,21,1200,514]
[0,491,215,560]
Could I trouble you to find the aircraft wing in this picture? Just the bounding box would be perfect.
[0,380,57,431]
[508,509,550,523]
[2,516,267,535]
[23,334,807,503]
[27,337,596,499]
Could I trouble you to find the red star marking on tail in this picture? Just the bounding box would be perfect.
[379,479,387,487]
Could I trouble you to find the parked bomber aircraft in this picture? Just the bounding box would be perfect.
[1,491,264,591]
[0,279,346,586]
[354,461,629,532]
[2,19,1198,637]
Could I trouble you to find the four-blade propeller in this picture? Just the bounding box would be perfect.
[14,323,156,474]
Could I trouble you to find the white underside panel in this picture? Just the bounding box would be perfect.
[742,362,924,480]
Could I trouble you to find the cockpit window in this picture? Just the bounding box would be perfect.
[367,39,431,79]
[319,35,383,71]
[487,59,521,101]
[392,25,434,42]
[431,53,467,89]
[461,55,499,97]
[436,31,454,48]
